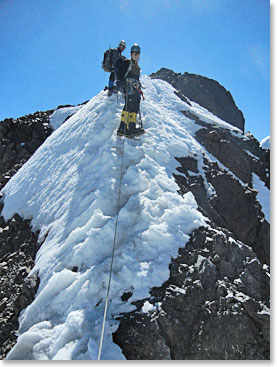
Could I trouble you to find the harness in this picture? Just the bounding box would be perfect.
[125,77,145,99]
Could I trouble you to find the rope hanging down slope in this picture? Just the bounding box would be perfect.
[97,112,128,360]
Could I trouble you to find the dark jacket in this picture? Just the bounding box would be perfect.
[115,58,140,82]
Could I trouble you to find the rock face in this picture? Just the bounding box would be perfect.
[113,109,269,359]
[114,227,269,360]
[177,114,270,266]
[150,68,245,132]
[0,207,40,359]
[0,111,53,190]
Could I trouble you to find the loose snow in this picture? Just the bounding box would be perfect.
[260,136,270,150]
[0,76,269,360]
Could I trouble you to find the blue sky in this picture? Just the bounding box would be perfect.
[0,0,270,140]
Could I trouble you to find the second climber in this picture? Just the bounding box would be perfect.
[107,40,127,97]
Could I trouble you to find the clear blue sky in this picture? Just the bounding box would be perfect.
[0,0,270,140]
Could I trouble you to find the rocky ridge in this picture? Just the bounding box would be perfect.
[0,204,40,359]
[0,111,53,190]
[150,68,245,132]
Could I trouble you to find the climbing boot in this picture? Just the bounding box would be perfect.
[124,122,136,137]
[128,113,144,136]
[134,127,145,136]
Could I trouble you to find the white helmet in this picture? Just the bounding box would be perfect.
[118,40,126,48]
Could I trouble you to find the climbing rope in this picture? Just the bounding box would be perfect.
[98,97,128,360]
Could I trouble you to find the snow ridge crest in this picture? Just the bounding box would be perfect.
[3,76,209,360]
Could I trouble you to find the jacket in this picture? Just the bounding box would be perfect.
[115,58,140,82]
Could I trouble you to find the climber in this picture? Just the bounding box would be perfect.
[115,44,145,138]
[107,40,126,97]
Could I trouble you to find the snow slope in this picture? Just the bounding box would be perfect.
[0,76,256,360]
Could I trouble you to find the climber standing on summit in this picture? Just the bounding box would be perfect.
[115,44,145,138]
[107,40,126,97]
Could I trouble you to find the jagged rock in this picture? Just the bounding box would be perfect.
[151,68,245,132]
[194,122,270,188]
[0,110,54,190]
[173,119,270,267]
[114,313,171,360]
[0,213,40,359]
[114,227,269,360]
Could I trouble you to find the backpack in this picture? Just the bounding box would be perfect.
[114,56,129,81]
[102,48,113,72]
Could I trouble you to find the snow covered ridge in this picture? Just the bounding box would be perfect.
[0,76,267,360]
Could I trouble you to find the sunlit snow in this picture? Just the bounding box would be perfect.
[252,173,270,223]
[50,105,82,130]
[260,136,270,150]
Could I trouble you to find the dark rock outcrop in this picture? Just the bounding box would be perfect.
[173,118,270,266]
[0,111,53,190]
[0,210,40,359]
[114,227,269,360]
[150,68,245,132]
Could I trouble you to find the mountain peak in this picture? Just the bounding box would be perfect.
[0,75,269,360]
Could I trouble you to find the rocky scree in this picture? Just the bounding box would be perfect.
[0,201,40,359]
[0,110,53,190]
